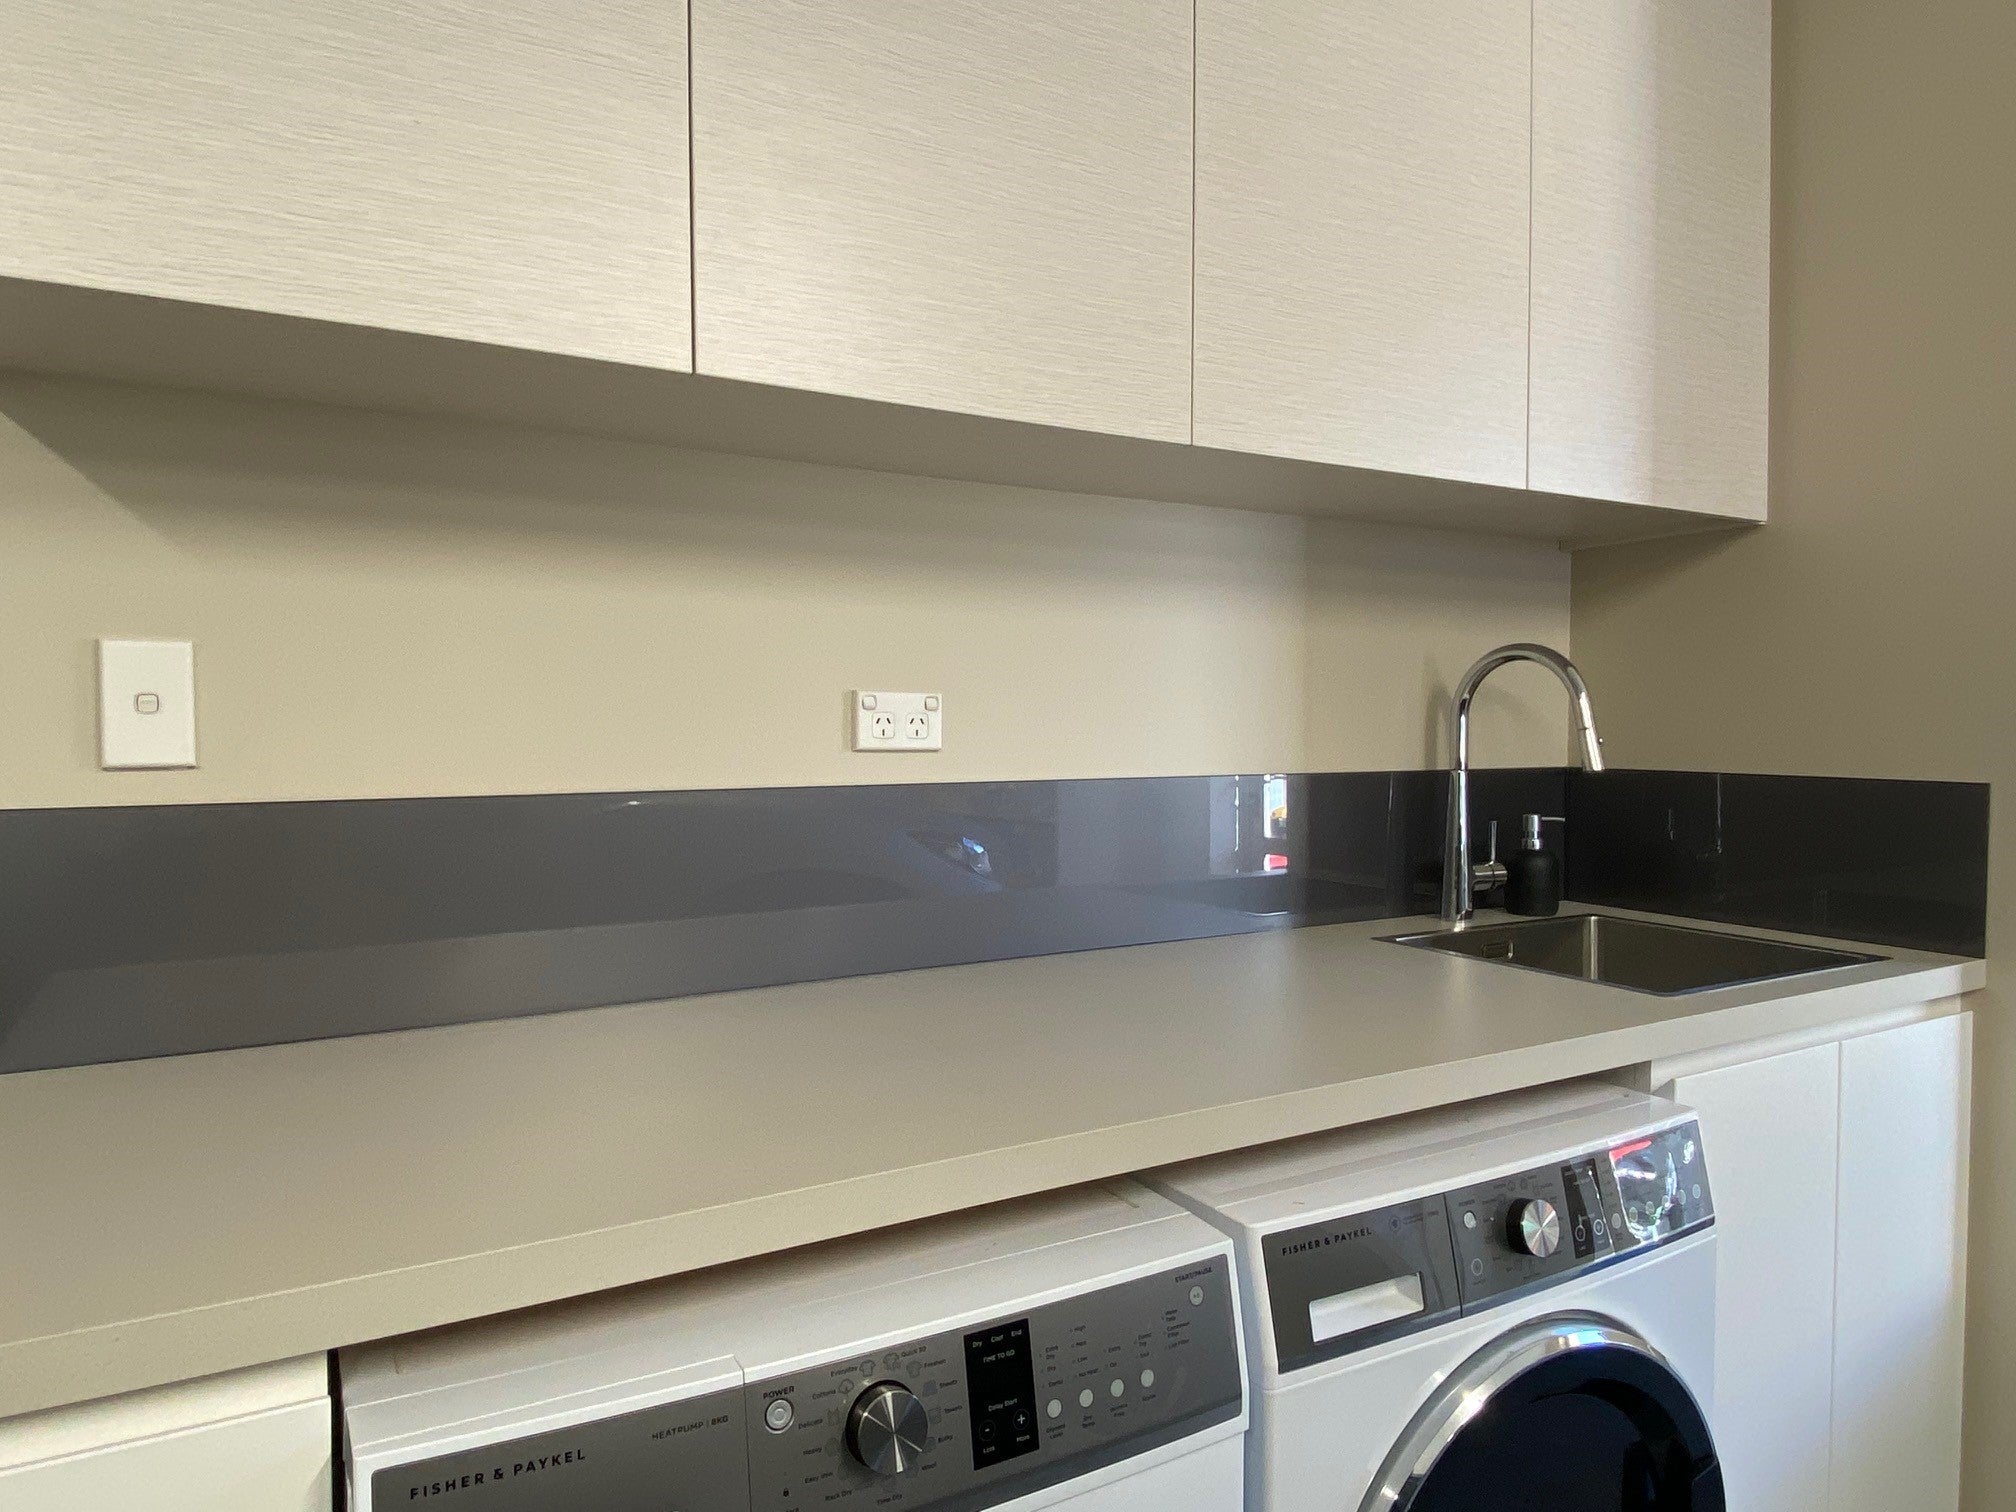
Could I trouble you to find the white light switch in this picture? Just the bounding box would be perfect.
[98,639,197,769]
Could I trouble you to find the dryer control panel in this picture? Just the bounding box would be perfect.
[745,1253,1242,1512]
[1265,1118,1712,1372]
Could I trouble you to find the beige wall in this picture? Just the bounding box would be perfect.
[0,374,1570,809]
[1571,0,2013,1503]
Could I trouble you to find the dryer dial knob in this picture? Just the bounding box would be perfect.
[1508,1198,1563,1258]
[847,1382,930,1477]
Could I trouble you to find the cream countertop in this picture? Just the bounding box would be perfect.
[0,905,1982,1419]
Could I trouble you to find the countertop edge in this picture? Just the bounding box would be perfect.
[0,950,1981,1420]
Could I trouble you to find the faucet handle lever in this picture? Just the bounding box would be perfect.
[1470,818,1509,895]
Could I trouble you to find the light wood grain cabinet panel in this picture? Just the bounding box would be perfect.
[690,1,1193,442]
[0,1,690,370]
[1193,2,1531,486]
[1531,0,1770,516]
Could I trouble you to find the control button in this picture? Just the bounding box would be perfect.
[1109,1379,1125,1398]
[1469,1257,1486,1279]
[846,1382,930,1477]
[1189,1286,1205,1306]
[1079,1388,1094,1408]
[1139,1369,1155,1389]
[1508,1198,1563,1258]
[1012,1408,1032,1432]
[1462,1210,1478,1230]
[764,1398,795,1433]
[1047,1399,1063,1420]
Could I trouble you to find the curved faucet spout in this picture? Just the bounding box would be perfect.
[1442,644,1606,924]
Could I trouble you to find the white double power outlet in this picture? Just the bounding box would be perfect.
[851,691,943,752]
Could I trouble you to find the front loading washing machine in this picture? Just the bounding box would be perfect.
[339,1180,1247,1512]
[1147,1083,1722,1512]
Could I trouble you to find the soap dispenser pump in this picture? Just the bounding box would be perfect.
[1504,814,1565,917]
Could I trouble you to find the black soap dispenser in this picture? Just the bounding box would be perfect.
[1505,814,1564,917]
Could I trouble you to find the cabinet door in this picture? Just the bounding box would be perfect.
[1,2,690,369]
[0,1357,330,1512]
[1669,1043,1841,1512]
[691,1,1193,442]
[1832,1014,1972,1512]
[1193,2,1531,486]
[1531,0,1770,517]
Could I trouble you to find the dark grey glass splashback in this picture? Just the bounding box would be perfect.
[1565,770,1990,958]
[0,767,1985,1073]
[0,773,1457,1072]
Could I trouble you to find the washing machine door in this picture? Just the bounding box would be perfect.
[1364,1313,1723,1512]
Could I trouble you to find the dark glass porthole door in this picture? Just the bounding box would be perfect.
[1368,1314,1724,1512]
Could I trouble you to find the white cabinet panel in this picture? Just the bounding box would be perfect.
[1832,1014,1972,1512]
[1194,1,1531,486]
[1670,1044,1841,1512]
[691,1,1193,442]
[0,1356,330,1512]
[0,1,690,369]
[1531,0,1771,517]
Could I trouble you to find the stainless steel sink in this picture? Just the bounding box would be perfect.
[1384,913,1883,996]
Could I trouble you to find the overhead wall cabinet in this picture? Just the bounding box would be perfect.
[0,0,1772,536]
[1193,1,1532,487]
[689,0,1194,442]
[1530,0,1772,517]
[0,0,691,369]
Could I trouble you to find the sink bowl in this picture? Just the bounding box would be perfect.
[1384,913,1882,996]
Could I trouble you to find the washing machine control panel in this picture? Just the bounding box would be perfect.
[745,1253,1242,1512]
[364,1383,749,1511]
[1446,1118,1712,1309]
[1265,1118,1712,1369]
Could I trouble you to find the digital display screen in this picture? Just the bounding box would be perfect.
[1558,1158,1610,1258]
[963,1318,1039,1470]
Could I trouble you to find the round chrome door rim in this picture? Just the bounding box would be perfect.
[1357,1312,1699,1512]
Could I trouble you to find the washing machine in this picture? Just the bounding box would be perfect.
[339,1180,1247,1512]
[1147,1083,1722,1512]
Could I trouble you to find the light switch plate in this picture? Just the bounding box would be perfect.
[98,639,197,769]
[851,690,943,752]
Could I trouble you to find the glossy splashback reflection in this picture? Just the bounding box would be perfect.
[0,767,1984,1071]
[0,774,1449,1071]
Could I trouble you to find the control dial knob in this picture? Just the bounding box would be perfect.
[1507,1198,1563,1258]
[847,1382,930,1477]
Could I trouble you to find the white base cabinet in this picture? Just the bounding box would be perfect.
[0,1356,330,1512]
[1665,1011,1972,1512]
[1830,1015,1972,1512]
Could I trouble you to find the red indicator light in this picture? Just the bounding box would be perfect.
[1609,1137,1655,1161]
[1263,853,1289,872]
